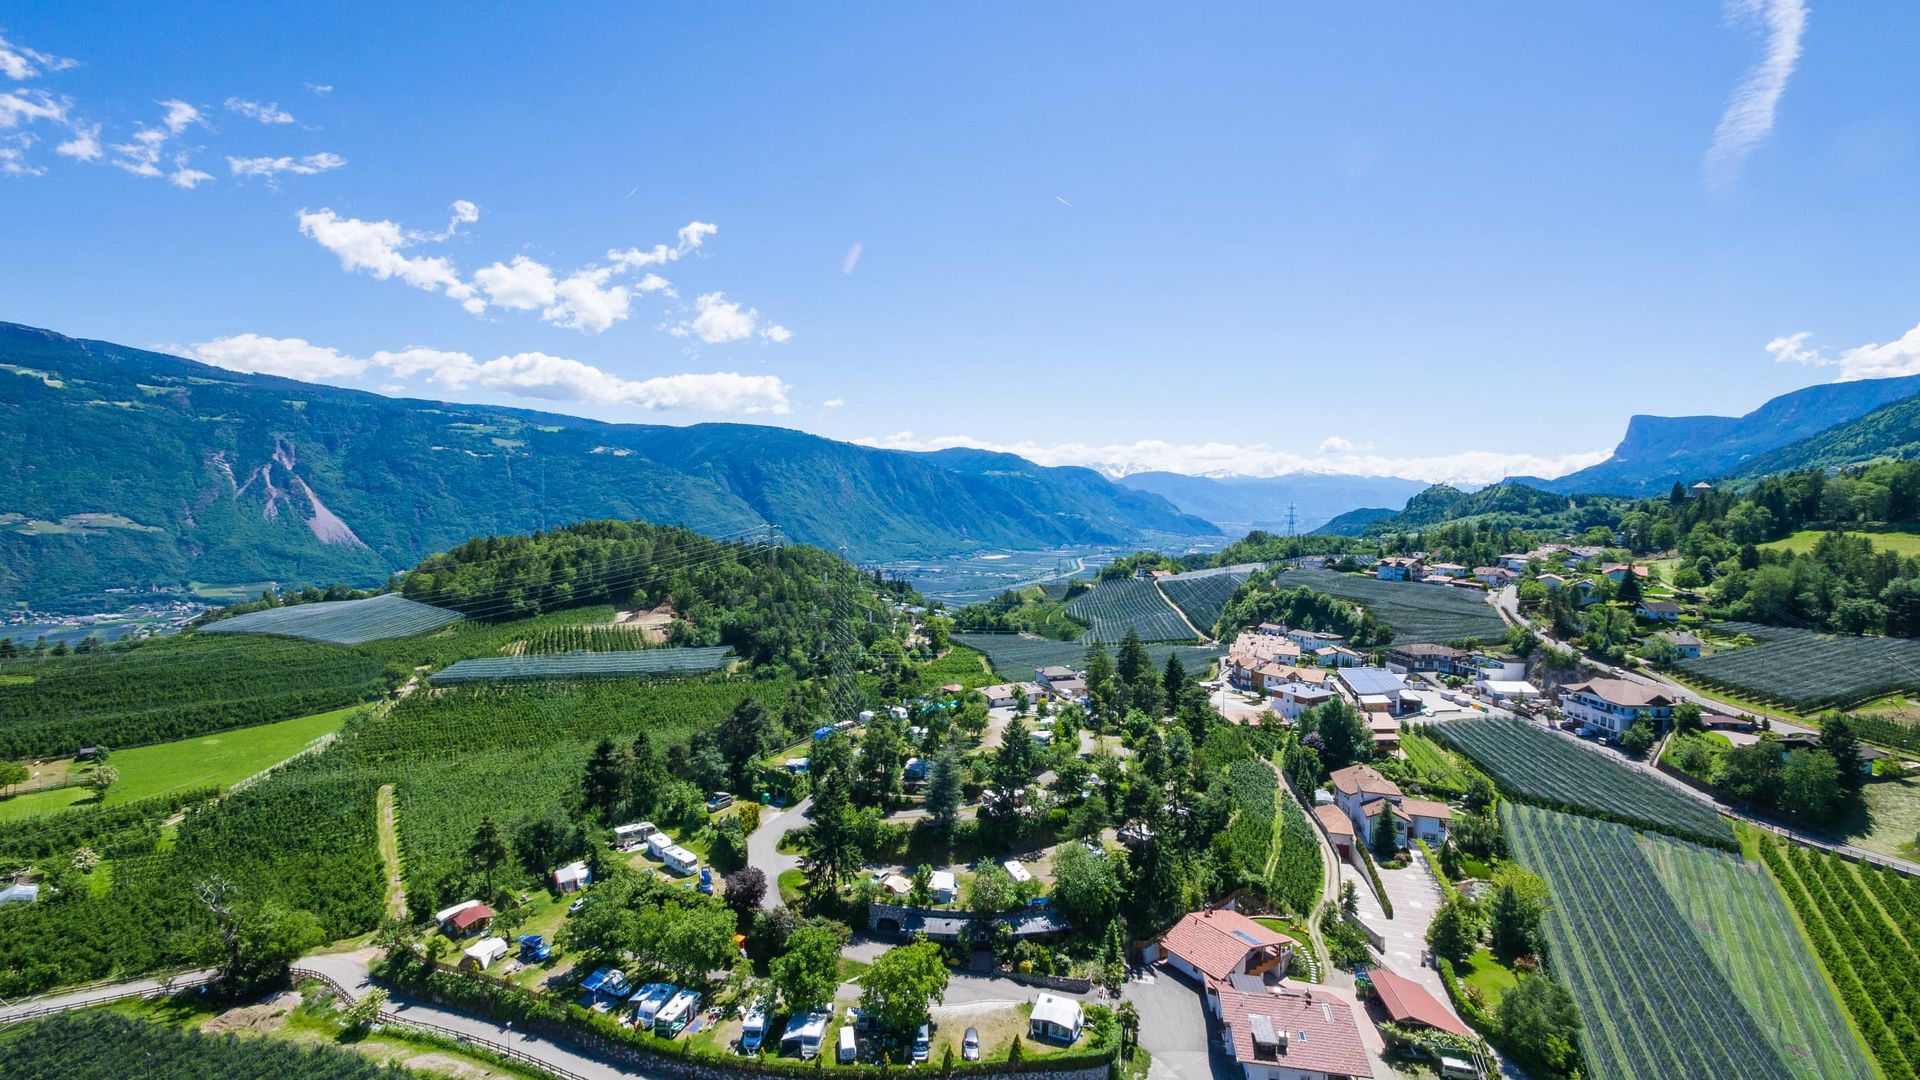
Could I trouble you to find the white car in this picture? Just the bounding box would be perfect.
[962,1027,980,1061]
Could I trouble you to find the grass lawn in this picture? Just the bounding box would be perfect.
[1460,949,1517,1008]
[778,868,805,905]
[1760,528,1920,558]
[0,706,360,822]
[1253,916,1320,982]
[1831,774,1920,861]
[1400,731,1471,790]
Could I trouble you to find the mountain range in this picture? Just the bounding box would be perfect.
[1515,375,1920,496]
[1113,471,1430,533]
[0,322,1215,607]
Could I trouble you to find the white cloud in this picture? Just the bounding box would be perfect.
[1767,321,1920,382]
[851,432,1610,486]
[0,132,42,176]
[473,255,558,310]
[1317,435,1355,454]
[822,398,845,408]
[189,333,368,379]
[297,205,477,305]
[0,32,76,81]
[678,292,761,344]
[229,151,345,179]
[607,220,716,271]
[305,83,332,95]
[761,324,793,344]
[54,121,98,160]
[842,241,862,275]
[224,96,293,124]
[1704,0,1808,190]
[191,333,791,414]
[0,88,65,128]
[110,100,206,181]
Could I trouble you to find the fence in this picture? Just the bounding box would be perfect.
[290,966,589,1080]
[0,970,215,1025]
[229,732,338,793]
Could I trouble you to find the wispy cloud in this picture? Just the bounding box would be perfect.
[0,31,76,81]
[1767,320,1920,382]
[229,152,345,179]
[852,432,1609,486]
[225,96,294,124]
[187,333,792,414]
[841,241,862,275]
[1704,0,1808,190]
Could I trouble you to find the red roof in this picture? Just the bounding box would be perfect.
[1314,804,1354,839]
[1329,764,1401,799]
[1158,909,1290,982]
[448,903,495,930]
[1368,967,1471,1037]
[1217,985,1373,1078]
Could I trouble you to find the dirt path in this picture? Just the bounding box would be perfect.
[377,784,406,919]
[1152,581,1212,643]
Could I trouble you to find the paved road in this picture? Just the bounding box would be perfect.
[747,796,811,909]
[300,950,662,1080]
[0,968,217,1023]
[1122,970,1234,1080]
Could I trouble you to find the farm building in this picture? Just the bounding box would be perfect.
[1478,679,1541,705]
[461,936,509,970]
[1559,679,1676,738]
[554,860,592,893]
[435,899,494,937]
[1029,993,1085,1044]
[1216,984,1373,1080]
[1366,967,1470,1037]
[1146,909,1294,1015]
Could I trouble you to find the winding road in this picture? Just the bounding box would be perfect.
[747,796,811,908]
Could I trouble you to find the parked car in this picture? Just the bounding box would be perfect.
[567,897,588,916]
[707,791,735,813]
[912,1023,931,1064]
[838,1024,858,1063]
[962,1027,980,1061]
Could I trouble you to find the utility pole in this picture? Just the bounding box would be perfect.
[1286,501,1297,538]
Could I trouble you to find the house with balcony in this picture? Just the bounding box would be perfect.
[1559,678,1677,737]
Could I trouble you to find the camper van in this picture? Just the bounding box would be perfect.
[740,1000,769,1054]
[613,822,658,852]
[655,989,701,1037]
[780,1012,830,1060]
[837,1024,858,1063]
[626,983,676,1029]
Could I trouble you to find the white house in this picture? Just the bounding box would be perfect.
[1287,628,1345,650]
[1635,600,1681,622]
[1147,909,1293,1016]
[1314,645,1362,668]
[1498,553,1531,572]
[462,936,510,971]
[1375,557,1422,581]
[1429,562,1468,578]
[1559,678,1676,737]
[1217,985,1373,1080]
[1269,681,1335,721]
[554,860,592,893]
[1471,653,1526,682]
[1329,764,1450,845]
[1659,631,1704,660]
[1028,993,1085,1044]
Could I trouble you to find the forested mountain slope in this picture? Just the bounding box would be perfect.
[0,322,1213,605]
[1729,394,1920,477]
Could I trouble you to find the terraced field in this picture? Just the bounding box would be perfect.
[1278,567,1505,643]
[951,633,1224,681]
[1436,715,1733,847]
[201,592,462,644]
[1158,566,1255,635]
[1503,805,1866,1080]
[1065,577,1198,643]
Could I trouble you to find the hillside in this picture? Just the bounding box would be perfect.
[1114,471,1426,531]
[0,322,1214,606]
[1345,481,1628,534]
[1314,507,1397,536]
[1535,375,1920,496]
[1729,394,1920,476]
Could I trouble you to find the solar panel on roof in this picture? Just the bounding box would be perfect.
[1230,929,1263,946]
[1248,1014,1279,1046]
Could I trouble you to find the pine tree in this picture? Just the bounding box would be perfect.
[468,814,509,898]
[581,738,624,819]
[1818,714,1866,792]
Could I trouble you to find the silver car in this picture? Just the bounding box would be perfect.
[962,1027,980,1061]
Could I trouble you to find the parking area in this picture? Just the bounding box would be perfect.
[1121,969,1237,1080]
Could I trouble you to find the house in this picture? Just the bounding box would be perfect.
[1698,710,1756,733]
[461,936,509,970]
[1315,645,1363,668]
[1567,546,1606,564]
[1329,764,1451,845]
[1497,553,1532,572]
[1333,667,1409,715]
[979,683,1033,709]
[1428,563,1468,578]
[554,861,592,893]
[1537,572,1568,590]
[1601,563,1649,584]
[1635,600,1681,622]
[1037,665,1077,685]
[1216,984,1373,1080]
[1258,622,1288,636]
[1472,653,1526,681]
[1776,732,1886,776]
[435,900,494,938]
[928,870,958,904]
[1287,628,1346,650]
[1367,967,1471,1037]
[1313,804,1355,859]
[1029,993,1085,1043]
[1384,643,1464,676]
[1375,557,1423,581]
[1147,909,1294,1014]
[1043,676,1088,701]
[1659,630,1703,658]
[1559,679,1677,738]
[1689,481,1713,499]
[1474,566,1518,587]
[1366,715,1401,755]
[1269,681,1335,721]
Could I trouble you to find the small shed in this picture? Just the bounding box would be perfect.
[554,860,592,893]
[1029,993,1085,1043]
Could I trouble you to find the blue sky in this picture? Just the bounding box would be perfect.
[3,3,1918,483]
